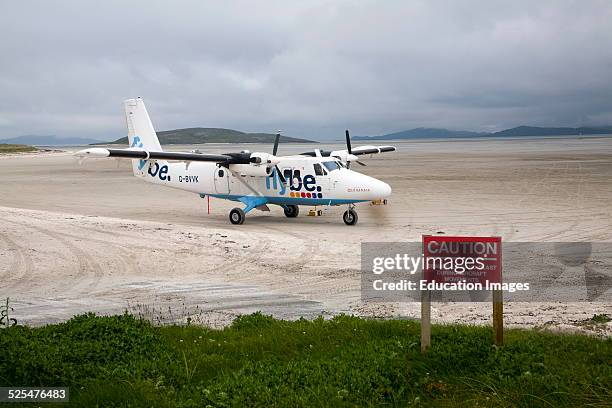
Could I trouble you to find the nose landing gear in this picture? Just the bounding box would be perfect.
[343,205,358,226]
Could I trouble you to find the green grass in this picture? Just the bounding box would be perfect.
[0,313,610,407]
[0,143,37,153]
[587,314,611,324]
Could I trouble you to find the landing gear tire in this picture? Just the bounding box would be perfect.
[283,205,299,218]
[343,209,358,226]
[229,208,246,225]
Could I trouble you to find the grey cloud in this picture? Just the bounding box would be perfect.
[1,0,611,140]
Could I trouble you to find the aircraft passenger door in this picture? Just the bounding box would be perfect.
[214,167,230,194]
[312,163,331,196]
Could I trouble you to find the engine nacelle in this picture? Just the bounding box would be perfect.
[73,148,112,158]
[228,163,271,177]
[249,152,281,166]
[330,151,358,163]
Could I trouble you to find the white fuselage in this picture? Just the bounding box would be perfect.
[136,155,392,206]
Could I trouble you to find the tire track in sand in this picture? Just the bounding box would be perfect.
[245,225,332,296]
[0,218,104,292]
[0,231,34,288]
[71,223,275,282]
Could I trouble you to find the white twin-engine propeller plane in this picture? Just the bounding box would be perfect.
[75,98,396,225]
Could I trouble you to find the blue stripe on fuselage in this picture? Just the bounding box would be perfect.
[206,194,368,206]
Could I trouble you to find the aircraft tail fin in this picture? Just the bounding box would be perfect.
[124,97,163,152]
[123,97,163,176]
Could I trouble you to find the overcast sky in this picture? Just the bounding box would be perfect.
[1,0,612,141]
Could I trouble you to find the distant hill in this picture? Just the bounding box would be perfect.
[491,126,612,137]
[97,128,317,145]
[353,128,489,141]
[354,125,612,140]
[0,135,104,146]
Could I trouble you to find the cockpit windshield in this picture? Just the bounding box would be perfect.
[323,161,342,172]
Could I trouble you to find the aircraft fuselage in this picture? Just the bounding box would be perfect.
[138,155,391,206]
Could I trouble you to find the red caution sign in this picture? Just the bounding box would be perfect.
[422,236,502,285]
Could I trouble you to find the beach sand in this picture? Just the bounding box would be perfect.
[0,138,610,334]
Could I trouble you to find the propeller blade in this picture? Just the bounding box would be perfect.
[356,160,367,166]
[275,165,286,183]
[273,131,281,156]
[345,129,352,168]
[345,129,352,154]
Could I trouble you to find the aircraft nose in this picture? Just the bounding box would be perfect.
[373,180,392,198]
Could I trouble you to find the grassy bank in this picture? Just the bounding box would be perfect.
[1,313,610,407]
[0,143,37,154]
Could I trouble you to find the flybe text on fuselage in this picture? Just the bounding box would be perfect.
[265,169,325,198]
[148,162,170,181]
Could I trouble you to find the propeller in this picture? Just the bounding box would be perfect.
[273,130,280,156]
[345,129,352,154]
[271,131,285,183]
[275,166,286,183]
[345,130,365,168]
[345,129,352,169]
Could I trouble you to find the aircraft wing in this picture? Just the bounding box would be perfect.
[74,147,238,164]
[332,145,396,156]
[300,145,396,158]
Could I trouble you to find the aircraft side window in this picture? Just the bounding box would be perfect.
[313,163,324,176]
[218,169,224,177]
[323,161,339,172]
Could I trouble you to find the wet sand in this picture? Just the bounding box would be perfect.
[0,138,611,333]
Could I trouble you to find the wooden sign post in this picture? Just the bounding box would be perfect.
[421,236,503,352]
[420,289,431,352]
[492,289,503,345]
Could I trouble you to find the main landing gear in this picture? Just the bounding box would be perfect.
[229,208,246,225]
[283,204,299,218]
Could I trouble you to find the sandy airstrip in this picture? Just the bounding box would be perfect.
[1,138,610,334]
